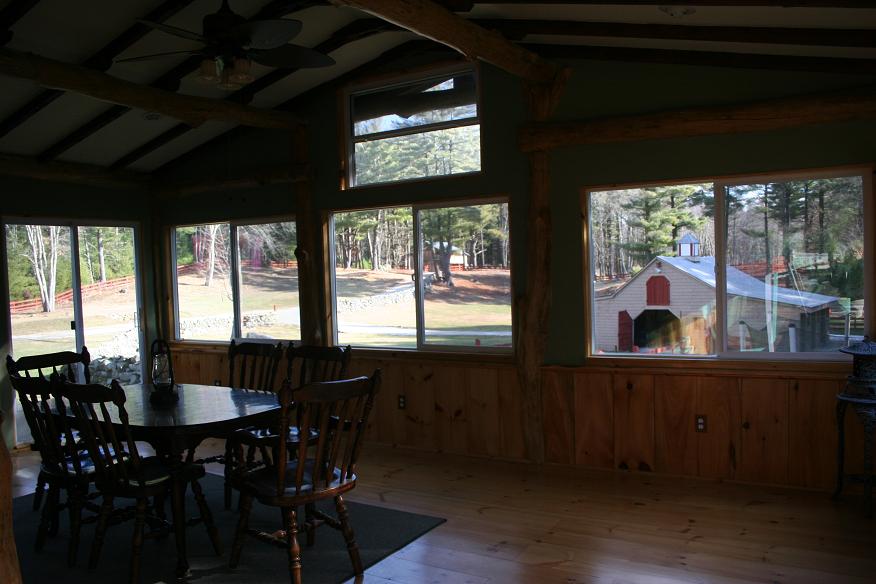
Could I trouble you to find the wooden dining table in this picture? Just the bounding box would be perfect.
[114,383,280,577]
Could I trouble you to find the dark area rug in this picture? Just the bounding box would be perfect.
[13,474,444,583]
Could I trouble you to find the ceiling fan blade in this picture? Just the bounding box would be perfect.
[138,19,206,43]
[235,19,302,50]
[115,50,202,64]
[249,44,335,68]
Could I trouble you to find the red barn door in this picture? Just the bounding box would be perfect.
[618,310,633,352]
[646,275,670,306]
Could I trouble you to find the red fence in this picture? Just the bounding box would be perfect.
[10,275,136,314]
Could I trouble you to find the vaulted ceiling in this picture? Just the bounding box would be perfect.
[0,0,874,177]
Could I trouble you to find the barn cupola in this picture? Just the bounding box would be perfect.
[678,233,700,257]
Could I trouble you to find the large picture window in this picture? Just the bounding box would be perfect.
[173,220,299,342]
[330,200,512,351]
[587,169,870,359]
[347,67,481,187]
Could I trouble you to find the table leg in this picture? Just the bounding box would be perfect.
[833,400,848,501]
[170,479,190,579]
[857,405,876,519]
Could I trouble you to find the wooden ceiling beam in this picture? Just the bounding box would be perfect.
[528,43,876,75]
[0,153,148,188]
[461,1,876,7]
[0,48,303,130]
[330,0,560,83]
[479,19,876,48]
[109,19,395,169]
[519,84,876,152]
[0,0,193,139]
[154,164,310,198]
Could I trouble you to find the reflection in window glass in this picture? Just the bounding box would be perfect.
[175,223,233,341]
[238,222,300,340]
[354,126,481,186]
[333,208,416,348]
[724,176,864,353]
[419,203,512,348]
[590,184,716,356]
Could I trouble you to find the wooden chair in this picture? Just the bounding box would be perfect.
[285,344,352,387]
[5,366,93,566]
[229,371,381,584]
[6,348,91,510]
[58,378,222,583]
[219,340,284,508]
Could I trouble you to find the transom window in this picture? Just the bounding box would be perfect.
[172,220,299,342]
[346,67,481,187]
[586,169,870,359]
[330,200,512,352]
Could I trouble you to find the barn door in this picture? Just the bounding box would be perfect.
[618,310,633,352]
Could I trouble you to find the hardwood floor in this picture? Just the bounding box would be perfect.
[11,442,876,583]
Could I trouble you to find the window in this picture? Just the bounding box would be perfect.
[330,200,512,351]
[586,169,870,359]
[173,220,299,342]
[5,221,144,445]
[347,67,481,187]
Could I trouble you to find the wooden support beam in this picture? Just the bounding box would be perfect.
[520,84,876,152]
[0,413,21,584]
[330,0,560,83]
[0,153,148,187]
[527,44,876,76]
[479,19,876,48]
[154,165,310,198]
[463,1,876,7]
[0,0,192,139]
[0,48,303,130]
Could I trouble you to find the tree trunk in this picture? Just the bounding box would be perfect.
[204,224,218,287]
[97,228,107,282]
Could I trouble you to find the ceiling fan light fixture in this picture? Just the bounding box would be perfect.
[197,58,221,83]
[227,57,255,85]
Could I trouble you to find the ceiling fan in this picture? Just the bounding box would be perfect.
[117,0,335,89]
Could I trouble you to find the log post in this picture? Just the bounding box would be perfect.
[516,69,570,463]
[0,412,22,584]
[292,127,325,346]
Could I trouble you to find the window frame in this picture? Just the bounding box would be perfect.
[582,164,874,364]
[328,195,514,355]
[170,215,300,343]
[342,63,483,190]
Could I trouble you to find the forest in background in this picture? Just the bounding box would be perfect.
[590,176,864,302]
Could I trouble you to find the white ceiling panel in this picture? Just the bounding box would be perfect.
[127,120,236,171]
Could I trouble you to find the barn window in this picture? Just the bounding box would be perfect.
[646,275,670,306]
[172,220,299,342]
[586,167,872,360]
[345,66,481,188]
[330,199,512,352]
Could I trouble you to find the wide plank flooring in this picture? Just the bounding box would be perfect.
[11,442,876,583]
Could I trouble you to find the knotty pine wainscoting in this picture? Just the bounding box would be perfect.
[170,344,862,493]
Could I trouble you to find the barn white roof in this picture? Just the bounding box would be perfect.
[659,255,838,310]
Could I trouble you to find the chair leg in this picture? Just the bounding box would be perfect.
[170,480,191,580]
[304,502,316,547]
[46,482,61,536]
[67,489,84,567]
[129,498,148,584]
[35,483,57,551]
[335,495,363,575]
[284,507,302,584]
[191,479,223,556]
[229,492,253,569]
[32,471,47,511]
[89,495,114,569]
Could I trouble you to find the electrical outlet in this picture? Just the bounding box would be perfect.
[397,394,406,410]
[214,379,221,386]
[695,415,707,433]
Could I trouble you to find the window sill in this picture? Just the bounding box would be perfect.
[579,353,851,379]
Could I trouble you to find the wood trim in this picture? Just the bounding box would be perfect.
[465,1,876,7]
[0,153,148,187]
[548,360,849,380]
[330,0,560,83]
[0,413,21,584]
[480,19,876,48]
[154,165,310,198]
[520,84,876,152]
[0,48,303,130]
